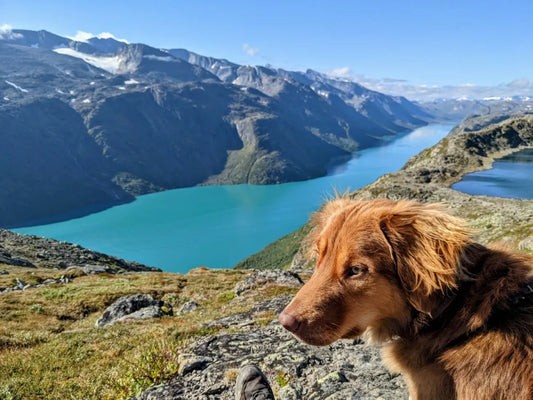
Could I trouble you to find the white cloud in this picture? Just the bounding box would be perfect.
[242,43,259,57]
[0,24,23,40]
[352,75,533,101]
[69,31,129,43]
[95,32,129,43]
[507,79,530,89]
[326,67,353,80]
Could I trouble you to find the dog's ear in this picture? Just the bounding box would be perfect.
[379,202,471,314]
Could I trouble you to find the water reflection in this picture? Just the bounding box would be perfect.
[452,148,533,199]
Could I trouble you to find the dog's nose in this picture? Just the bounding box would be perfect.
[278,310,300,332]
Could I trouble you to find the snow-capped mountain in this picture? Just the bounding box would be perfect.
[0,28,436,227]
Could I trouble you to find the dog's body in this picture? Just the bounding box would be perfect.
[279,199,533,400]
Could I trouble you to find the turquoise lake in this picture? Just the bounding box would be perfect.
[16,124,453,272]
[452,148,533,199]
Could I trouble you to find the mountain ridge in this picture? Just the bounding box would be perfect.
[1,28,431,227]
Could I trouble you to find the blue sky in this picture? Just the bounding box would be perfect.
[1,0,532,99]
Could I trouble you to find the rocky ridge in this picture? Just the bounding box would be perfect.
[349,114,533,248]
[0,228,158,272]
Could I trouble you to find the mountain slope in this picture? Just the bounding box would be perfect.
[0,28,431,227]
[0,98,132,227]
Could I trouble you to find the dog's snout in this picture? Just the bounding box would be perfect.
[278,310,300,332]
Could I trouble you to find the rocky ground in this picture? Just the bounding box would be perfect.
[0,229,159,272]
[133,274,408,400]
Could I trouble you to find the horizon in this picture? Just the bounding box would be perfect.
[1,0,532,101]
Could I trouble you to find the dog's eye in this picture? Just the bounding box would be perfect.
[348,266,367,278]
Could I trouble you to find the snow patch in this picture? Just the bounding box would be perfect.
[90,81,95,85]
[483,96,501,101]
[117,86,126,90]
[125,79,139,85]
[82,98,91,104]
[54,47,122,73]
[30,43,39,48]
[3,97,9,101]
[143,55,176,62]
[5,80,29,93]
[55,88,66,95]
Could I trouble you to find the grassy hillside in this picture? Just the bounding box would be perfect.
[0,266,298,399]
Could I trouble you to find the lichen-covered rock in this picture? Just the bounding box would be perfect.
[178,301,200,314]
[96,294,173,327]
[133,295,408,400]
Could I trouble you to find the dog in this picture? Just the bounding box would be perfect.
[279,198,533,400]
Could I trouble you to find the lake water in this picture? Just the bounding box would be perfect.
[16,124,453,272]
[452,148,533,199]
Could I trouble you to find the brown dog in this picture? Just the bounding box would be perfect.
[279,198,533,400]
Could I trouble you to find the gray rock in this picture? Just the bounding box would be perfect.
[178,301,199,314]
[0,249,36,268]
[134,295,408,400]
[177,353,212,375]
[15,278,26,290]
[518,236,533,252]
[126,305,168,320]
[0,270,9,275]
[95,294,173,327]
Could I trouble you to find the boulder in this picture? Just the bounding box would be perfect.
[95,294,173,327]
[178,301,199,314]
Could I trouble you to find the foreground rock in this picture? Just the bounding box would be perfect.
[96,294,173,328]
[134,296,407,400]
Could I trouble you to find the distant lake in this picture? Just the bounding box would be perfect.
[452,148,533,199]
[16,124,453,272]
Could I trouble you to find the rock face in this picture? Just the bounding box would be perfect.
[96,294,173,328]
[134,296,407,400]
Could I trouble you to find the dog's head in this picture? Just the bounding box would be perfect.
[278,198,471,346]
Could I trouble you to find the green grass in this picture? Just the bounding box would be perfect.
[0,266,294,400]
[234,224,311,270]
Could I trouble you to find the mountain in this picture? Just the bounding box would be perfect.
[418,97,533,121]
[0,28,431,227]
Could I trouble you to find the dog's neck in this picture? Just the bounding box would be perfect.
[408,243,489,339]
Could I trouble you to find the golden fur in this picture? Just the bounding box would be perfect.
[279,198,533,400]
